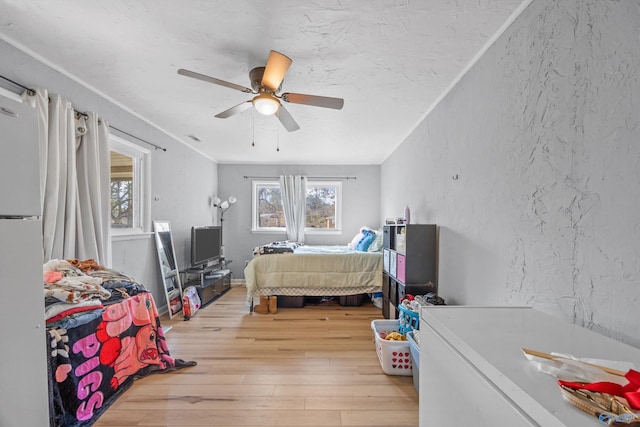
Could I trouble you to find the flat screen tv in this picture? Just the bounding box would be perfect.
[190,225,222,268]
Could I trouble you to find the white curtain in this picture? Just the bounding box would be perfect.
[24,88,111,265]
[279,175,306,243]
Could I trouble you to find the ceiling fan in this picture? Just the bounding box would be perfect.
[177,50,344,132]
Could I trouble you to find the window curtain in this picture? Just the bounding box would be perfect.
[24,88,111,266]
[279,175,306,243]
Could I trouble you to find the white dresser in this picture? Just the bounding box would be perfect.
[419,306,640,426]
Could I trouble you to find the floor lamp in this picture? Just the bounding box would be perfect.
[212,196,237,261]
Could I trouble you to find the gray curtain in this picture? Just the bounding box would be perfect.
[25,88,111,265]
[279,175,306,243]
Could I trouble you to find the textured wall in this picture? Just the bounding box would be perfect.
[381,0,640,346]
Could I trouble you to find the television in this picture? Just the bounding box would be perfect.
[190,225,222,268]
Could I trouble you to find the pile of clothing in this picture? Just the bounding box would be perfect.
[43,259,147,326]
[252,240,302,256]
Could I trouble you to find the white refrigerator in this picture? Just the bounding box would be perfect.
[0,89,49,426]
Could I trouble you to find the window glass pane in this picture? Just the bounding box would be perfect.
[252,180,341,232]
[306,184,337,229]
[257,184,284,228]
[110,151,134,228]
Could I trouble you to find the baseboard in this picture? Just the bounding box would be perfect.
[231,279,246,287]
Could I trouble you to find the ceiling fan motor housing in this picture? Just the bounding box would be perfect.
[250,67,281,93]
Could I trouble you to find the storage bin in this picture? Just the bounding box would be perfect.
[277,296,305,308]
[371,319,412,376]
[398,303,420,335]
[407,330,420,393]
[339,293,366,306]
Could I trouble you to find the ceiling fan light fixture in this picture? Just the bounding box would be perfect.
[253,93,280,115]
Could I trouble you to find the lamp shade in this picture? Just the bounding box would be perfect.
[220,201,230,209]
[212,196,221,206]
[228,196,237,204]
[253,93,279,115]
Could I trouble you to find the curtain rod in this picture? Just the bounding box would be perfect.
[243,175,357,180]
[0,74,167,152]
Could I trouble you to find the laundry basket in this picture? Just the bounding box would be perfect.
[371,319,412,376]
[397,303,420,335]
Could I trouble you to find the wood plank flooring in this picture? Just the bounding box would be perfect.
[93,286,418,427]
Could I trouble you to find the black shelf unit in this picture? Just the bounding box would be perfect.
[382,224,437,319]
[181,261,232,308]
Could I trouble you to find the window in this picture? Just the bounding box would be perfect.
[253,181,285,231]
[305,181,341,231]
[252,180,342,233]
[109,135,150,235]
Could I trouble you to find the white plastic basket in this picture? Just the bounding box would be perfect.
[371,319,412,376]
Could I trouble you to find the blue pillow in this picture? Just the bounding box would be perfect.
[355,230,376,252]
[353,230,369,250]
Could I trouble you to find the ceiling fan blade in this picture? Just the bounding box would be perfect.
[281,92,344,110]
[215,101,253,118]
[178,68,254,93]
[261,50,292,91]
[275,104,300,132]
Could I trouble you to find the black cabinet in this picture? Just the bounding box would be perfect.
[382,224,437,319]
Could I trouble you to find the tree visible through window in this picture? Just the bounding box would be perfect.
[109,135,150,235]
[306,183,337,229]
[110,151,133,228]
[256,183,284,228]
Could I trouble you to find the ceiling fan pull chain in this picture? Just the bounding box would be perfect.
[251,111,256,147]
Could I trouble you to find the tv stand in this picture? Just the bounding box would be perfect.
[181,260,232,308]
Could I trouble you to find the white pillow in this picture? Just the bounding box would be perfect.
[367,229,384,252]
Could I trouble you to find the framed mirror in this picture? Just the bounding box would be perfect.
[153,220,183,319]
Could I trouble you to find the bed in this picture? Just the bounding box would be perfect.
[44,259,195,427]
[244,244,383,308]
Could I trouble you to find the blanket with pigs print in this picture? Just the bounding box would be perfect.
[47,291,196,427]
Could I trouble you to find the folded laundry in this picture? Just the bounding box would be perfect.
[252,240,301,256]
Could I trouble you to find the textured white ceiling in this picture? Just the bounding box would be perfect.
[0,0,525,164]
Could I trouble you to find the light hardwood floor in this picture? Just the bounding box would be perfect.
[93,286,419,427]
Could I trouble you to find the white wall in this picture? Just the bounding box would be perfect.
[0,39,218,313]
[381,0,640,347]
[218,163,380,279]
